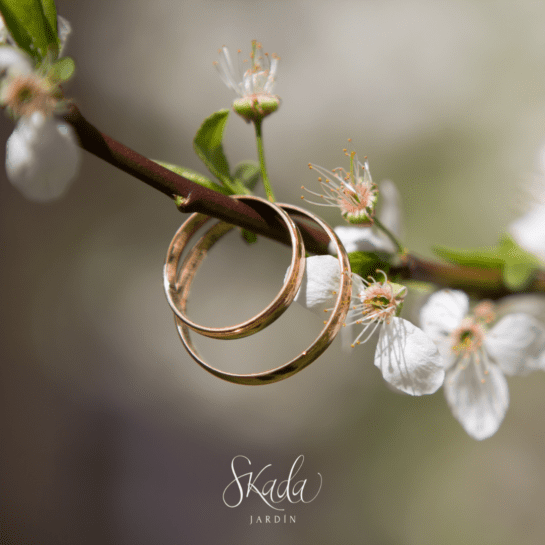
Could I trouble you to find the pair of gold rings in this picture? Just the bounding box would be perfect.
[163,195,352,385]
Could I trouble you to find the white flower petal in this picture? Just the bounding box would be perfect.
[509,205,545,263]
[495,293,545,323]
[328,225,393,254]
[216,47,241,94]
[444,359,509,440]
[290,255,341,316]
[522,354,545,374]
[57,16,72,56]
[374,317,445,396]
[377,179,402,238]
[420,290,469,360]
[6,112,81,201]
[485,313,545,376]
[0,46,33,76]
[0,15,11,45]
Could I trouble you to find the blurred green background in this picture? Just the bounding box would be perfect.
[2,1,545,543]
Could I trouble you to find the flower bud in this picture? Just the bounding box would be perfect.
[215,40,280,122]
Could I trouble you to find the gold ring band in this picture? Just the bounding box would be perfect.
[173,203,352,385]
[164,195,306,339]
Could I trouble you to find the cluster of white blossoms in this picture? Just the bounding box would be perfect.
[0,16,80,201]
[294,255,545,440]
[296,150,545,439]
[214,40,280,122]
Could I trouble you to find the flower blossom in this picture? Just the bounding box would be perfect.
[214,40,280,121]
[290,255,444,396]
[0,41,80,201]
[303,150,378,225]
[421,289,545,440]
[332,178,402,254]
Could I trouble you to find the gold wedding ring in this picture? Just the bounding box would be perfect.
[164,195,306,340]
[172,202,352,385]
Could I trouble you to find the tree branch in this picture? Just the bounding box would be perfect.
[62,105,545,299]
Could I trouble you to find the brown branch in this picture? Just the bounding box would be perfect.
[395,255,545,299]
[62,105,545,299]
[62,105,330,253]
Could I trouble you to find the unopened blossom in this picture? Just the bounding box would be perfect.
[214,40,280,122]
[0,44,80,201]
[303,150,378,225]
[289,255,444,396]
[421,290,545,440]
[6,110,80,201]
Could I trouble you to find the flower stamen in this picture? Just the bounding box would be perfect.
[2,73,57,118]
[346,272,406,347]
[451,317,485,356]
[215,41,280,122]
[302,152,378,224]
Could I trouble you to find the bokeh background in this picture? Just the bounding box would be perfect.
[2,1,545,543]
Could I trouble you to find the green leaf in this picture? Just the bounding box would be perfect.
[502,262,536,290]
[193,109,236,191]
[233,160,261,190]
[434,236,541,291]
[498,234,540,263]
[241,229,258,244]
[154,160,232,195]
[433,245,503,268]
[0,0,59,62]
[403,280,435,295]
[49,56,75,83]
[498,234,540,290]
[348,251,390,279]
[39,0,58,37]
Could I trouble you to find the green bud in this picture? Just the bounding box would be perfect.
[232,95,280,122]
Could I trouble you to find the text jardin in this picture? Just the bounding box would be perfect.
[250,514,296,525]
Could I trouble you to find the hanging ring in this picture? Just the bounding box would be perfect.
[174,202,352,385]
[164,195,306,340]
